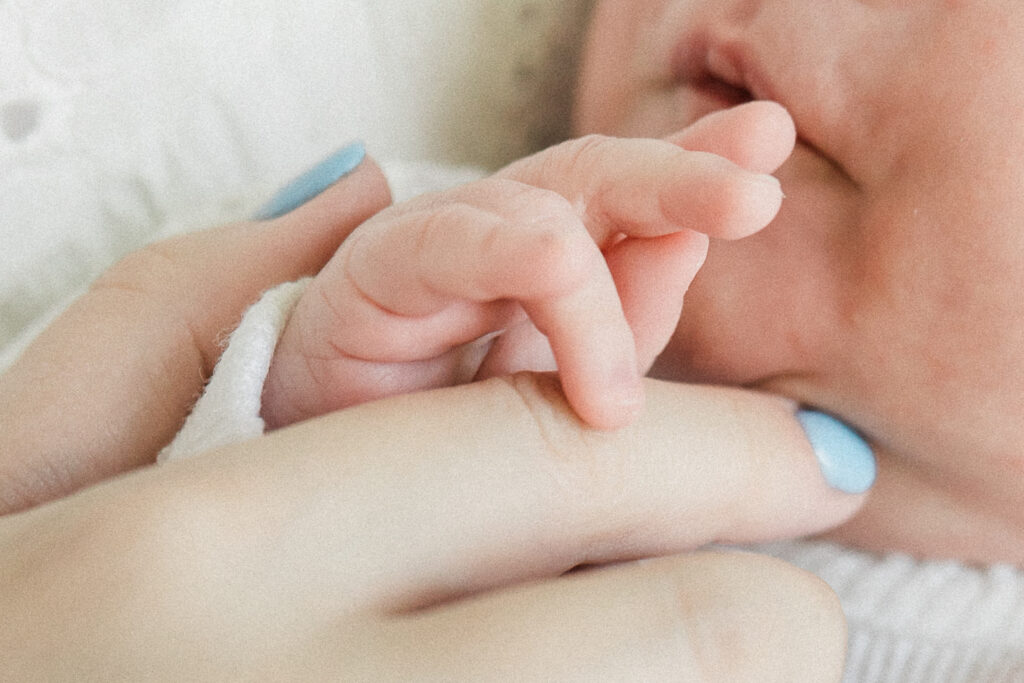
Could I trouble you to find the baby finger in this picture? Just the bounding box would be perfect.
[497,134,784,243]
[341,194,643,428]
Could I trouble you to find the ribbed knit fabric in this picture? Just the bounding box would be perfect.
[763,541,1024,682]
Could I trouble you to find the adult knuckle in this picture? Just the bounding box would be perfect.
[493,373,633,529]
[44,480,258,672]
[679,552,846,682]
[89,238,211,373]
[0,455,70,515]
[92,238,189,300]
[496,372,583,461]
[30,482,219,617]
[753,559,847,682]
[114,481,232,575]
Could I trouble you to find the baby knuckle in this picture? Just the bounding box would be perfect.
[556,133,615,178]
[702,171,779,239]
[506,212,597,293]
[526,229,593,286]
[483,176,580,221]
[476,176,540,202]
[409,201,470,243]
[459,181,595,294]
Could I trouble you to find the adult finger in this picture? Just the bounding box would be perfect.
[166,374,875,615]
[0,148,391,514]
[376,552,846,682]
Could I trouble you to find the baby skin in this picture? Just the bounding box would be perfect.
[261,102,794,431]
[266,0,1024,566]
[576,0,1024,565]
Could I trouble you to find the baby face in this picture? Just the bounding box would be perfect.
[575,0,1024,562]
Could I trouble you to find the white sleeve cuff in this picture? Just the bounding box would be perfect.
[158,278,310,463]
[158,161,485,464]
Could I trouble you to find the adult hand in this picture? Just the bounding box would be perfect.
[0,134,870,680]
[1,373,861,680]
[0,148,391,514]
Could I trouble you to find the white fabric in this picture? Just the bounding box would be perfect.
[158,278,309,463]
[1,0,592,361]
[157,160,482,462]
[765,541,1024,682]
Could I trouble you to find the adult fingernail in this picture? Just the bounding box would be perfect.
[255,141,366,219]
[796,409,876,495]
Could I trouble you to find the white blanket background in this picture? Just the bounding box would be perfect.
[0,0,591,365]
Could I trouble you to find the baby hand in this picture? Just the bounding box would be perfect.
[262,102,795,430]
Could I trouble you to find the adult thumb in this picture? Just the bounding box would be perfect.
[0,145,390,513]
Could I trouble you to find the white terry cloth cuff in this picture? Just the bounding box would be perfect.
[158,160,484,464]
[158,278,310,463]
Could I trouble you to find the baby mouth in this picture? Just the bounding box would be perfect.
[691,74,754,108]
[672,35,769,110]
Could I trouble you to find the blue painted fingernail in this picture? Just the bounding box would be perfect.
[255,141,366,219]
[797,410,876,495]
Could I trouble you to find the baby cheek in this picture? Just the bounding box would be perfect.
[664,232,837,386]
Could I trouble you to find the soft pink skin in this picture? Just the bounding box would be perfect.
[262,104,793,432]
[576,0,1024,564]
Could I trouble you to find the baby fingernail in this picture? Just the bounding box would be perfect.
[797,409,876,495]
[753,173,784,209]
[255,141,366,219]
[724,172,783,238]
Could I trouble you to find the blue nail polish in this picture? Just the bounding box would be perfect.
[255,141,366,219]
[797,410,876,495]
